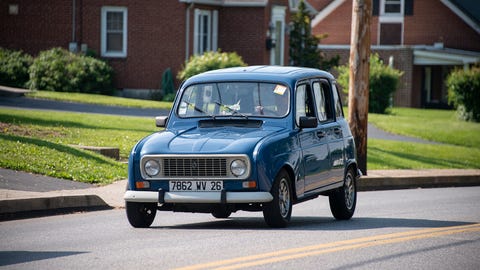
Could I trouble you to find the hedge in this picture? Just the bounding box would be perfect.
[177,51,247,81]
[0,47,33,88]
[27,48,114,94]
[447,67,480,122]
[336,53,403,114]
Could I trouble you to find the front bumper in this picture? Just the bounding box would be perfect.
[124,190,273,204]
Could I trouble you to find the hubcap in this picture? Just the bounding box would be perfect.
[279,178,291,218]
[344,173,355,210]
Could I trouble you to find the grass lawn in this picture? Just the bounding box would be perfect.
[368,139,479,169]
[26,90,173,110]
[367,107,480,170]
[0,108,157,184]
[368,107,480,149]
[1,91,479,184]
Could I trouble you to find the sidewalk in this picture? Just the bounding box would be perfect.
[1,168,479,219]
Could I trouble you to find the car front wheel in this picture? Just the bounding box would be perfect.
[126,201,157,228]
[329,168,357,220]
[263,170,292,228]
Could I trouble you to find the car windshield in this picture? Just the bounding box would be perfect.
[177,82,290,118]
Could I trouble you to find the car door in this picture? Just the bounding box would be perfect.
[296,82,331,193]
[313,80,344,186]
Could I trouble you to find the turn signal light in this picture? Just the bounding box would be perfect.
[242,181,257,188]
[136,181,150,189]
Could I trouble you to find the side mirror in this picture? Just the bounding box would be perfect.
[299,116,318,129]
[155,116,168,128]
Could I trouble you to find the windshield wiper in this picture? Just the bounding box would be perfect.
[213,101,248,119]
[182,101,213,118]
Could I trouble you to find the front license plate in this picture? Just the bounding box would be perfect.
[169,181,223,192]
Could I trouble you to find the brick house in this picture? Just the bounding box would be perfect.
[309,0,480,108]
[0,0,292,97]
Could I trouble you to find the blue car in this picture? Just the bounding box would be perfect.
[124,66,361,228]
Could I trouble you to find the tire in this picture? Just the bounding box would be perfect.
[263,170,292,228]
[329,168,357,220]
[126,201,157,228]
[211,207,232,219]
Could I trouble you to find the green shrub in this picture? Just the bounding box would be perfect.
[447,67,480,122]
[177,51,247,81]
[0,47,33,88]
[337,53,403,114]
[27,47,114,94]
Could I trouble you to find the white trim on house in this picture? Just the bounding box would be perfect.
[178,0,268,7]
[414,48,480,68]
[317,44,480,68]
[441,0,480,35]
[311,0,346,27]
[101,6,128,58]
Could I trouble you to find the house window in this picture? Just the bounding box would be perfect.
[101,7,127,58]
[381,0,403,15]
[378,0,404,45]
[380,23,402,45]
[194,9,218,55]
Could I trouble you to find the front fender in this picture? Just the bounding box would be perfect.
[254,131,301,193]
[127,133,156,190]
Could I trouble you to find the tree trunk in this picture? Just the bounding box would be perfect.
[348,0,372,175]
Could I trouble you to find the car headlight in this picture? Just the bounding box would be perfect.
[144,160,161,177]
[230,159,247,177]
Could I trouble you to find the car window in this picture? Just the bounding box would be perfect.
[332,84,344,118]
[312,81,334,122]
[295,83,315,126]
[177,82,290,118]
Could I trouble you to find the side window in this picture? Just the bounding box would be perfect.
[332,84,344,119]
[312,81,334,122]
[295,83,315,126]
[101,7,128,58]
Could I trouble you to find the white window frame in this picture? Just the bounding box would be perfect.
[101,6,128,58]
[378,0,404,45]
[194,9,218,55]
[270,6,286,66]
[380,0,403,16]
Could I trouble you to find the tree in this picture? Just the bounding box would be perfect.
[348,0,372,175]
[289,0,339,70]
[337,53,403,114]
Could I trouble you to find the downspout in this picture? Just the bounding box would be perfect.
[72,0,76,43]
[185,2,194,61]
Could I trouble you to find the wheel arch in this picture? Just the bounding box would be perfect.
[278,164,298,202]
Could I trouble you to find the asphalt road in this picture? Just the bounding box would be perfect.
[1,187,479,269]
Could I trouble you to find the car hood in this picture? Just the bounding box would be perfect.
[140,125,285,154]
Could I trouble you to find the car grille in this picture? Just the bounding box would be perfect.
[140,154,250,180]
[163,158,227,177]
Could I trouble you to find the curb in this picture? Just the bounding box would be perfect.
[359,174,480,191]
[0,85,30,97]
[0,195,109,214]
[0,195,112,220]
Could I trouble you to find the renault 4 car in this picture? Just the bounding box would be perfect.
[124,65,361,228]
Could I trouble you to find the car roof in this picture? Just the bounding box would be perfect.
[183,65,335,87]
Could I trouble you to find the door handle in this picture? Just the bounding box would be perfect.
[316,131,326,138]
[333,127,342,135]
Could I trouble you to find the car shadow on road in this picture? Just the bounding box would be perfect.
[0,251,88,267]
[150,216,475,230]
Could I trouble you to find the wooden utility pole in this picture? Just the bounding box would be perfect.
[348,0,372,175]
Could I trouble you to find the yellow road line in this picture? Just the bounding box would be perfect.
[174,223,480,270]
